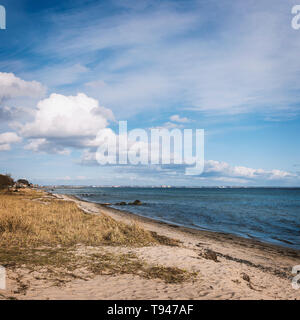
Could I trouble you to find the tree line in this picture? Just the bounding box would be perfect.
[0,174,30,189]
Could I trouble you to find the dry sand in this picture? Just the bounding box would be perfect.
[1,194,300,300]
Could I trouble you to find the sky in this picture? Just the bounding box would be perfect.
[0,0,300,186]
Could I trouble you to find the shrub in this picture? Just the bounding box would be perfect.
[0,174,14,189]
[17,179,30,186]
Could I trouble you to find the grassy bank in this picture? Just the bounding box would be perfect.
[0,189,196,297]
[0,189,160,247]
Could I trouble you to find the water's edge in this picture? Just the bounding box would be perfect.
[56,191,300,255]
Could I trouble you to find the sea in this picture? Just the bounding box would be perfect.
[54,187,300,250]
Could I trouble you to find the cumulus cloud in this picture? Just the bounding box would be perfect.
[0,132,22,151]
[0,73,46,126]
[203,160,296,181]
[0,72,45,102]
[24,138,71,155]
[21,93,114,153]
[80,150,298,185]
[0,105,31,122]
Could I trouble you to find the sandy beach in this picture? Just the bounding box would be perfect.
[1,191,298,300]
[2,0,300,305]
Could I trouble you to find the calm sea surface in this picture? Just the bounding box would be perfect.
[54,187,300,250]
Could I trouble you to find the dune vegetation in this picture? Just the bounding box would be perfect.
[0,188,194,296]
[0,189,159,248]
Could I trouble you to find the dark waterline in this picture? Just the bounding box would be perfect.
[54,187,300,250]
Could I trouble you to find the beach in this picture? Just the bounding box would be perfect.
[1,190,299,300]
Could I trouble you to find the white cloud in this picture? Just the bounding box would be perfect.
[0,132,22,144]
[0,144,11,151]
[170,115,190,123]
[81,157,298,186]
[0,132,22,151]
[0,72,45,101]
[204,160,296,181]
[0,73,46,128]
[21,93,114,153]
[0,105,35,122]
[152,122,184,130]
[24,138,71,155]
[22,93,107,138]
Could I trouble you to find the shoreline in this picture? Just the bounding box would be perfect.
[60,193,300,259]
[54,193,300,283]
[2,189,298,300]
[45,192,300,299]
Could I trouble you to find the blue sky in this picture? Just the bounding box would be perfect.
[0,0,300,186]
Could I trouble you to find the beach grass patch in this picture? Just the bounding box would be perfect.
[0,191,162,248]
[88,252,197,284]
[0,190,191,291]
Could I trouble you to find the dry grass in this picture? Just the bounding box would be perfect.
[0,189,195,291]
[0,190,159,248]
[88,252,197,284]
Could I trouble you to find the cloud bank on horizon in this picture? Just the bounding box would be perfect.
[0,0,299,186]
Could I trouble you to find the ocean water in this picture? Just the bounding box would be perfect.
[54,187,300,250]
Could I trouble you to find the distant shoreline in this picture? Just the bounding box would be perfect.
[47,186,300,189]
